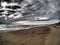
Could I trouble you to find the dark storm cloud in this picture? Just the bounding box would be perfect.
[0,0,60,24]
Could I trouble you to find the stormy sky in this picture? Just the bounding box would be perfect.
[0,0,60,24]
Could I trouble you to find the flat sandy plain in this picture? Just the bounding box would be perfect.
[0,23,60,45]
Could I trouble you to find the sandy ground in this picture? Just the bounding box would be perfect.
[0,24,60,45]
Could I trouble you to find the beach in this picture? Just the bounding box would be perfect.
[0,24,60,45]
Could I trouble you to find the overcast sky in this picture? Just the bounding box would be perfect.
[0,0,60,24]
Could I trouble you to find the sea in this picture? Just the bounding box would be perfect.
[0,19,60,32]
